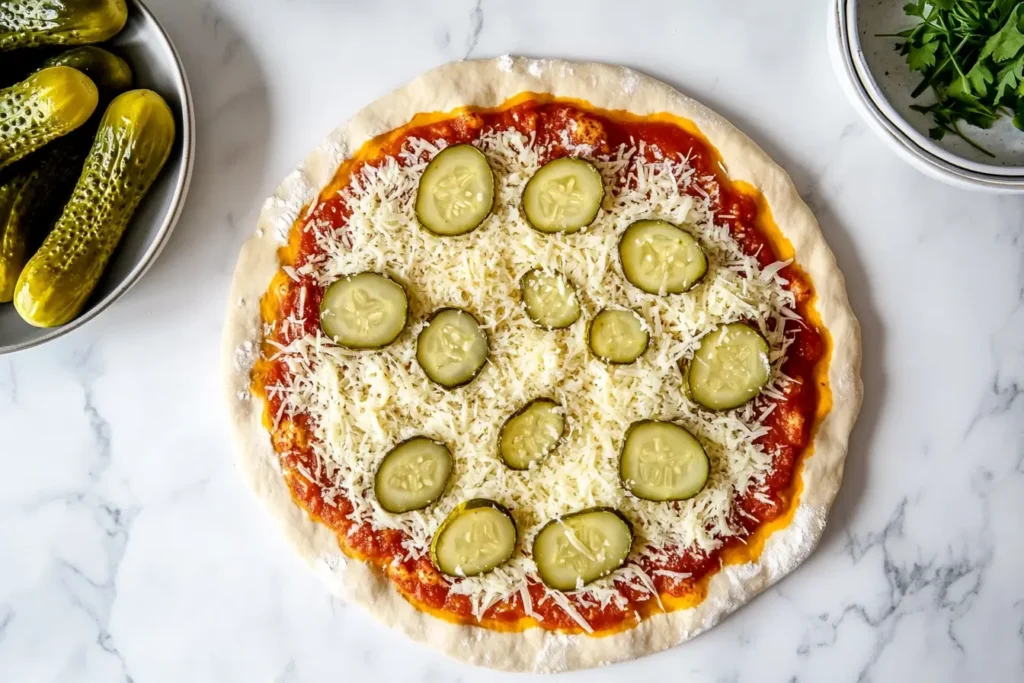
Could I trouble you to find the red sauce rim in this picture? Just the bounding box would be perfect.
[253,94,832,635]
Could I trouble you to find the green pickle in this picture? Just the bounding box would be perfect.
[41,46,133,94]
[14,90,176,327]
[0,66,99,171]
[0,141,87,302]
[2,45,133,92]
[0,49,132,302]
[0,171,35,302]
[0,0,128,51]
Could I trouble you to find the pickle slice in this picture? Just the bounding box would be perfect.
[498,398,565,470]
[688,323,771,411]
[519,268,580,329]
[320,272,408,349]
[374,437,453,513]
[415,144,494,236]
[431,499,518,577]
[587,308,649,365]
[416,308,489,388]
[620,421,709,501]
[533,508,633,591]
[618,219,707,295]
[521,157,604,234]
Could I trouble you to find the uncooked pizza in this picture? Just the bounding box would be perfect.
[223,57,861,672]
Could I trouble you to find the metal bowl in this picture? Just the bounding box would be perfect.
[0,0,195,354]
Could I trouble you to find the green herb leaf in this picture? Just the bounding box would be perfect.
[895,0,1024,151]
[989,0,1019,23]
[947,75,969,98]
[1013,98,1024,129]
[994,54,1024,101]
[966,61,994,97]
[961,106,1000,130]
[908,41,940,70]
[947,62,994,100]
[979,6,1024,63]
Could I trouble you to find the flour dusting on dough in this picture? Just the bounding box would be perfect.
[320,551,347,575]
[223,57,861,673]
[623,70,639,95]
[233,339,257,373]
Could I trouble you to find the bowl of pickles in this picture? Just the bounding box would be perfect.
[0,0,194,353]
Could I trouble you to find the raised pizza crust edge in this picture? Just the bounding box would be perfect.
[221,57,863,672]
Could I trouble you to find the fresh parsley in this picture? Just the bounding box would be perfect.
[886,0,1024,156]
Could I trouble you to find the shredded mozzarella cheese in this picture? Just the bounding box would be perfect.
[266,126,798,623]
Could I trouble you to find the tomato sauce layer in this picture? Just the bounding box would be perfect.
[254,97,828,634]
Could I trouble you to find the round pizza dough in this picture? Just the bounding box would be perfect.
[221,57,863,672]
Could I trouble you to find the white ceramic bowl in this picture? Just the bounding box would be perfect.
[829,0,1024,192]
[849,0,1024,175]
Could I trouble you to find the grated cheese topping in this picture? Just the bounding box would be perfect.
[264,124,799,629]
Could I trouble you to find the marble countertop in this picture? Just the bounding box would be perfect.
[2,0,1023,681]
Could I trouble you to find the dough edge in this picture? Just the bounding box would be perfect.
[220,57,863,673]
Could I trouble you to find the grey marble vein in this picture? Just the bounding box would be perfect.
[966,375,1022,437]
[58,490,138,679]
[2,0,1023,681]
[463,0,484,59]
[0,608,11,647]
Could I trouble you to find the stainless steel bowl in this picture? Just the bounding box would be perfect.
[0,0,195,354]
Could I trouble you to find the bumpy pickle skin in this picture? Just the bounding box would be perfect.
[0,0,128,51]
[0,140,88,301]
[14,90,175,327]
[0,66,99,171]
[41,46,133,94]
[0,49,131,302]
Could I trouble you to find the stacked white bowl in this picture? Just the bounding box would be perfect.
[829,0,1024,192]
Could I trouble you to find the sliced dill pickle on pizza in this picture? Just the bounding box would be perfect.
[415,144,494,236]
[320,272,408,349]
[587,308,649,365]
[498,398,566,470]
[416,308,489,388]
[533,508,633,591]
[688,322,771,411]
[618,219,708,295]
[519,268,580,329]
[521,157,604,234]
[619,421,709,501]
[431,499,518,577]
[374,437,453,513]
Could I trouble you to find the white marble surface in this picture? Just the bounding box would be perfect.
[1,0,1023,680]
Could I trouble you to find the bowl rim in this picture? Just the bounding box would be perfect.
[845,0,1024,178]
[0,0,196,355]
[831,0,1024,191]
